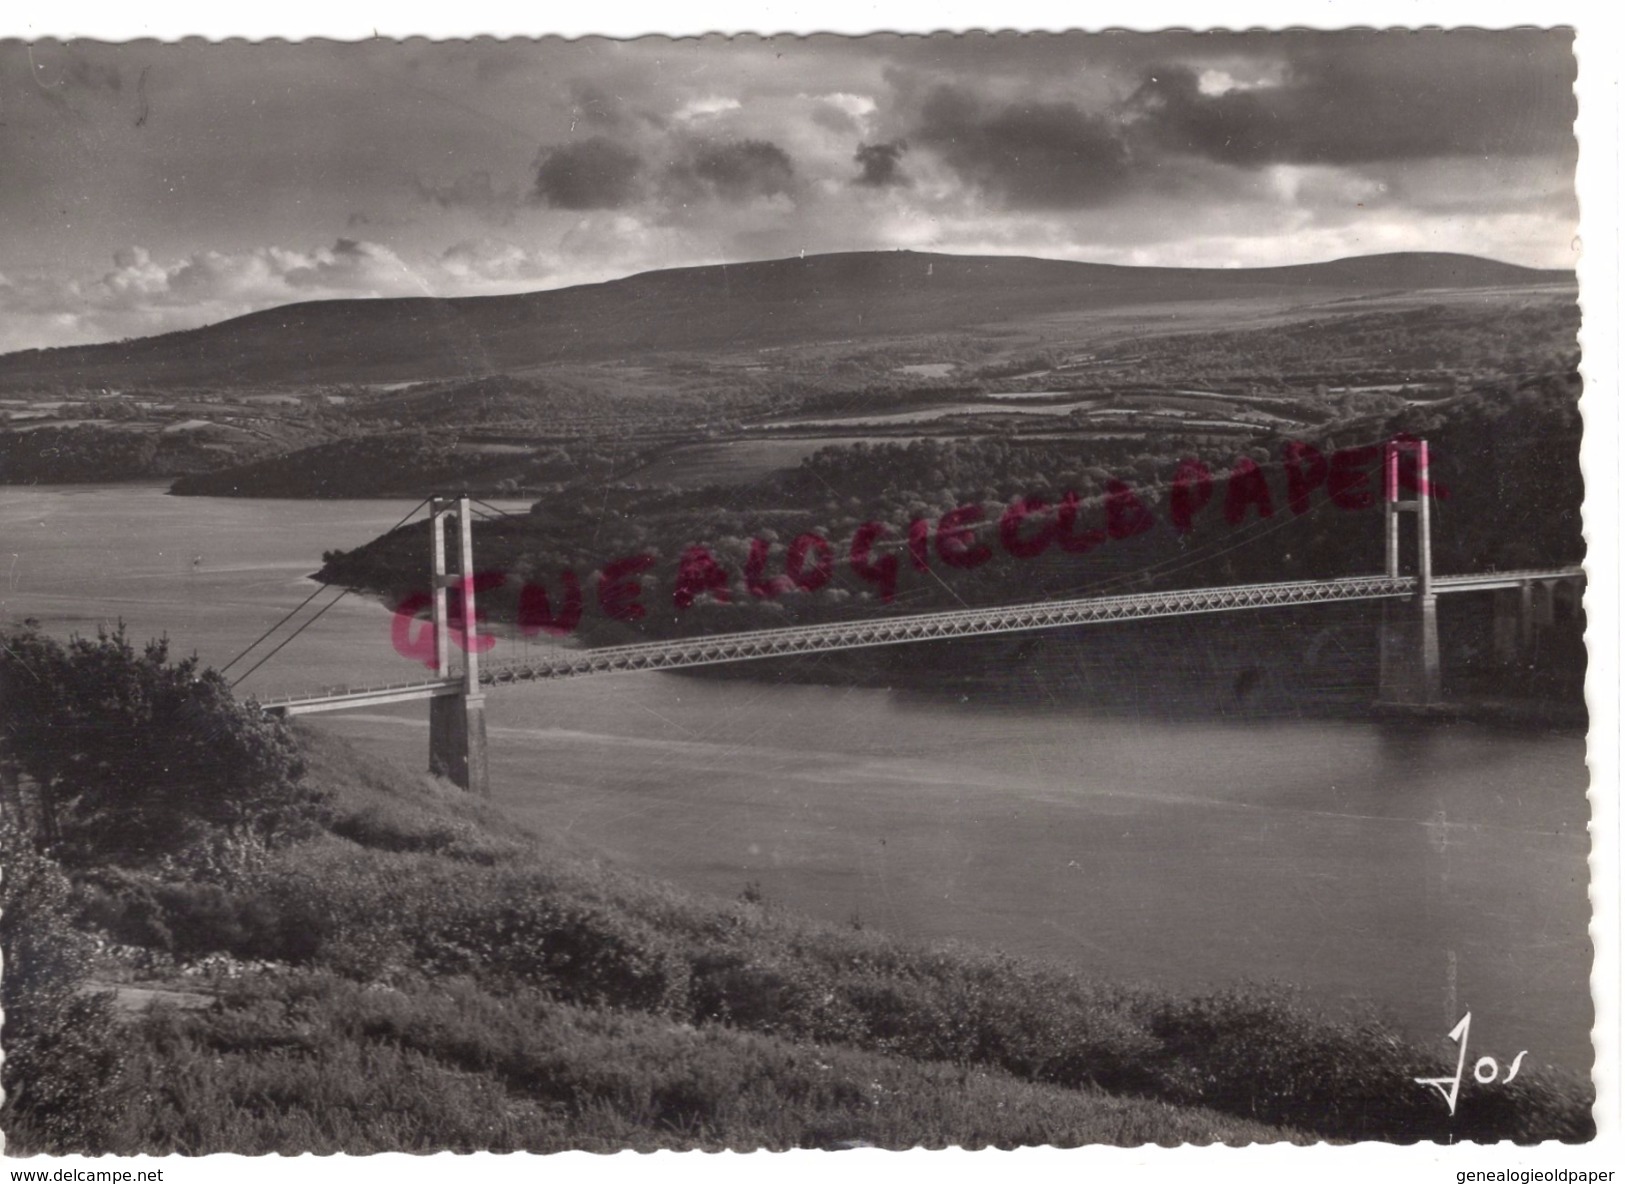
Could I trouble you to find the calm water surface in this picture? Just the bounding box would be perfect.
[1,483,1593,1073]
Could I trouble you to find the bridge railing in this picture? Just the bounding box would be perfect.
[479,573,1407,682]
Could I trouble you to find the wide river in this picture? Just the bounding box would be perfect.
[1,483,1594,1075]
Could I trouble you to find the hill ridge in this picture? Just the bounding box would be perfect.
[0,249,1570,391]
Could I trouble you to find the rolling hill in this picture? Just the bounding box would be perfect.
[0,251,1569,391]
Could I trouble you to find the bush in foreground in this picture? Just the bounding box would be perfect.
[0,626,324,865]
[0,824,128,1151]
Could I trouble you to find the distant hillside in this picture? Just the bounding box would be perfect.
[0,251,1568,391]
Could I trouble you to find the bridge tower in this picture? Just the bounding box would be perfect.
[1377,438,1442,706]
[427,495,490,795]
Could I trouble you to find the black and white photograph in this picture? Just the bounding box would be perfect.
[0,14,1611,1164]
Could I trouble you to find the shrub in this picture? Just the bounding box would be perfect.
[689,946,863,1043]
[679,923,1592,1142]
[74,867,317,964]
[0,823,128,1152]
[93,843,701,1012]
[0,626,325,865]
[1143,988,1595,1143]
[413,878,693,1013]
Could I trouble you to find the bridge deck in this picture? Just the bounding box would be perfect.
[256,567,1581,716]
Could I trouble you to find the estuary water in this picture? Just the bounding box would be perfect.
[1,482,1593,1074]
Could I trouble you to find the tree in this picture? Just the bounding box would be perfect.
[0,625,322,865]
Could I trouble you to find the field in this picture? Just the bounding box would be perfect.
[621,436,918,489]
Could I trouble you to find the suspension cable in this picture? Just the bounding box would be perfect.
[229,587,355,689]
[470,497,527,521]
[219,581,330,675]
[1073,480,1348,597]
[219,497,429,678]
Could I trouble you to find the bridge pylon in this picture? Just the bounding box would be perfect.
[427,495,490,795]
[1377,438,1442,707]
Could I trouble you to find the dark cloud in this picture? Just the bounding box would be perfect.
[913,87,1131,209]
[1128,31,1576,167]
[346,209,416,231]
[61,54,124,92]
[665,139,796,204]
[1126,68,1308,167]
[566,80,630,130]
[854,141,908,188]
[24,45,129,118]
[533,136,644,210]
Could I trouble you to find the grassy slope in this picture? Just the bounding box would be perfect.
[59,727,1590,1154]
[72,730,1299,1152]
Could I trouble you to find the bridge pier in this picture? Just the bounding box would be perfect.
[428,494,490,795]
[1493,588,1521,664]
[430,692,489,796]
[1378,595,1442,705]
[1491,579,1564,666]
[1534,579,1557,631]
[1376,439,1442,707]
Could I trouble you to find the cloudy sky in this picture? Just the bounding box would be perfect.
[0,30,1578,353]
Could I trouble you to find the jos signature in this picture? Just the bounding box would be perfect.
[1415,1011,1529,1116]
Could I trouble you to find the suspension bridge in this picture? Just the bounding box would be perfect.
[243,439,1582,795]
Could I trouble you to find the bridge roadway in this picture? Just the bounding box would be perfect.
[257,567,1583,716]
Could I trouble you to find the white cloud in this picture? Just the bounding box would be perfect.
[86,238,423,312]
[1195,67,1284,97]
[1265,164,1388,209]
[102,247,171,299]
[0,239,436,351]
[673,96,742,123]
[817,92,877,120]
[439,237,552,285]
